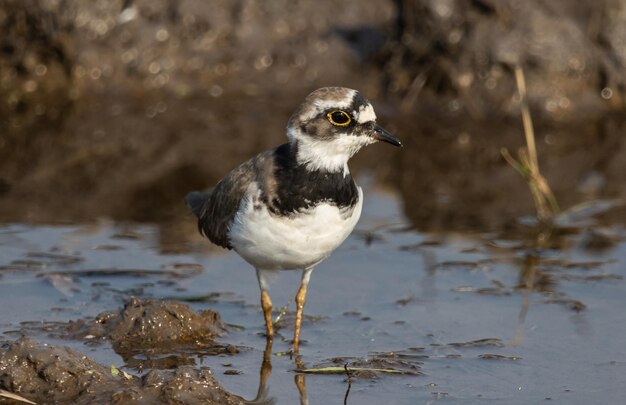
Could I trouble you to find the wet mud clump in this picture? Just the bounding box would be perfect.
[68,298,226,346]
[66,298,237,369]
[0,337,244,405]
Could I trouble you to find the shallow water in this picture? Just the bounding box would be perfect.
[1,181,625,404]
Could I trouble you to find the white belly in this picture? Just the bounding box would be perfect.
[229,187,363,270]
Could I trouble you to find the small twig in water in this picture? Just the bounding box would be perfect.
[273,295,295,326]
[295,366,417,375]
[343,364,353,405]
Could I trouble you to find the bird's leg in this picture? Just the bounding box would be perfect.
[293,267,313,352]
[261,290,274,338]
[256,269,274,338]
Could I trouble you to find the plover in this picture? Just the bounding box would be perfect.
[186,87,401,351]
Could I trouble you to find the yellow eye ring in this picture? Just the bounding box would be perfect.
[327,110,352,126]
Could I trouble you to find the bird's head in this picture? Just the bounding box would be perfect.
[287,87,401,174]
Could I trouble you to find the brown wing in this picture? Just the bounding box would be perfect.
[185,149,277,249]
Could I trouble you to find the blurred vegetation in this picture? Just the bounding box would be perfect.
[384,0,626,118]
[0,0,625,232]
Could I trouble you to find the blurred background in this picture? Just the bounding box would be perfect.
[1,0,626,238]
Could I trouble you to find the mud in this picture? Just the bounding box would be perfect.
[1,298,242,403]
[0,337,243,405]
[67,298,225,344]
[64,298,237,370]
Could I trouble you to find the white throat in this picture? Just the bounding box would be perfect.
[288,127,375,175]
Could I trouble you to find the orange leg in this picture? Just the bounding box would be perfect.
[292,268,313,352]
[256,269,274,338]
[261,290,274,338]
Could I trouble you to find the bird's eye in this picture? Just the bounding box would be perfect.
[327,110,352,126]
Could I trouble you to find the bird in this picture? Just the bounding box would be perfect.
[185,87,401,352]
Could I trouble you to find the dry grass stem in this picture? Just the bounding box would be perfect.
[501,65,559,222]
[515,66,539,169]
[0,389,37,405]
[273,295,294,326]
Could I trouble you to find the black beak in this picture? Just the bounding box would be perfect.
[372,124,402,147]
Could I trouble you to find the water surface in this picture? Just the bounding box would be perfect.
[1,182,624,404]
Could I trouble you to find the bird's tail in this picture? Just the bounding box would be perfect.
[184,191,211,218]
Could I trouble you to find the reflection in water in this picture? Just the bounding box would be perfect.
[243,339,276,405]
[293,355,310,405]
[512,225,570,345]
[512,253,539,346]
[294,373,309,405]
[510,215,619,346]
[241,338,317,405]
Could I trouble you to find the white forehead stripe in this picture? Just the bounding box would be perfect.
[314,90,356,111]
[356,104,376,124]
[299,89,357,121]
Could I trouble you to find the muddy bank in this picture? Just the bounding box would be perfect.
[384,0,626,119]
[3,0,624,121]
[0,0,392,124]
[0,0,392,229]
[0,337,243,405]
[0,299,244,404]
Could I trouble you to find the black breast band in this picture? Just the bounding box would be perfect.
[266,144,359,215]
